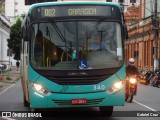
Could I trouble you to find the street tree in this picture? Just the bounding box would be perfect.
[7,18,22,60]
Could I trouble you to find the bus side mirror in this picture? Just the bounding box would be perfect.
[22,26,30,41]
[22,27,28,41]
[26,27,31,41]
[124,25,128,39]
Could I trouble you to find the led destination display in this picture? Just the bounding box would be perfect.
[34,5,113,17]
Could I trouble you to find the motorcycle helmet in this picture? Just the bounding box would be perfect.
[128,58,135,66]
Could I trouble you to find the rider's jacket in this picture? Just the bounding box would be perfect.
[126,65,140,76]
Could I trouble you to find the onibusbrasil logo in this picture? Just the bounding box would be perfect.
[1,112,42,118]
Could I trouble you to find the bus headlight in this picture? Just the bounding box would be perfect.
[31,83,50,94]
[107,81,124,94]
[34,84,43,91]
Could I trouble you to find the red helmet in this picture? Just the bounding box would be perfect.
[128,58,135,65]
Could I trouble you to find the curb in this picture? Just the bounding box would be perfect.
[0,77,3,81]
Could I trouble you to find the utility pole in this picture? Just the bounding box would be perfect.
[153,0,159,71]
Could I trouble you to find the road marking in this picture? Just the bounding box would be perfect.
[0,83,16,120]
[0,84,15,96]
[133,99,160,114]
[0,117,16,120]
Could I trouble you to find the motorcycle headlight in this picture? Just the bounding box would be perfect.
[31,83,50,94]
[107,81,125,94]
[129,78,137,84]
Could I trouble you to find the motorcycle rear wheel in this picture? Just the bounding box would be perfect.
[127,91,134,103]
[157,82,160,88]
[150,77,157,86]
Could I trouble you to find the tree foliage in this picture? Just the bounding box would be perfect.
[7,18,22,60]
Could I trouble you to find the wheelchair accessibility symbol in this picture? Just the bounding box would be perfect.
[79,60,88,69]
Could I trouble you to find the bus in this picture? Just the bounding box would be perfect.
[21,1,127,116]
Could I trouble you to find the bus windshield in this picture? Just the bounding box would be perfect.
[30,20,123,70]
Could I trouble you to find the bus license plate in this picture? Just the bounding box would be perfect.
[71,99,87,104]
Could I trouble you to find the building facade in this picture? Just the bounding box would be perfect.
[0,0,5,15]
[6,0,139,20]
[5,0,30,22]
[125,0,160,71]
[0,14,16,68]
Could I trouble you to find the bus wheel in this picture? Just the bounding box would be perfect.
[30,108,36,112]
[23,95,29,107]
[99,106,113,117]
[30,108,41,112]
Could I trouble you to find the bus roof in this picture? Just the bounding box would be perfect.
[29,1,121,14]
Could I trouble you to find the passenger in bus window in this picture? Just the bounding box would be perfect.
[91,37,107,50]
[34,30,43,67]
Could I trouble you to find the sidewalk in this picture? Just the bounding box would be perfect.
[0,67,20,93]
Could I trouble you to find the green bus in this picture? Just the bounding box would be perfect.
[21,1,127,116]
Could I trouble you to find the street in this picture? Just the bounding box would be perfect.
[0,81,160,120]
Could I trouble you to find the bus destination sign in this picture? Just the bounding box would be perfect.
[39,6,112,17]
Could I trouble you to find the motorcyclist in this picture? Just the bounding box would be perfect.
[126,58,140,96]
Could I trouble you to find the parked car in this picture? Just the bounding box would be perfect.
[0,64,4,71]
[0,64,7,71]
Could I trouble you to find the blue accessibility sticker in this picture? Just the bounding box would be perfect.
[79,60,88,69]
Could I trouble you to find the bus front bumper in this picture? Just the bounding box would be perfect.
[29,87,125,109]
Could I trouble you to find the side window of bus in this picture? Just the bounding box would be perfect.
[38,23,59,67]
[34,30,43,67]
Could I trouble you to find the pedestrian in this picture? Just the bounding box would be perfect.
[16,60,20,71]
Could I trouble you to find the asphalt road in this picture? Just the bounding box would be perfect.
[0,81,160,120]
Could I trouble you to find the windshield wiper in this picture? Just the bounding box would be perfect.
[51,18,66,42]
[87,17,105,39]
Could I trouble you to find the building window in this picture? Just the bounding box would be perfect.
[15,2,18,5]
[130,0,136,3]
[25,0,57,5]
[15,9,18,12]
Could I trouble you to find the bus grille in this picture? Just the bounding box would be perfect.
[46,75,110,85]
[53,98,104,106]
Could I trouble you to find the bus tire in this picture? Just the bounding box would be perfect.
[99,106,113,117]
[30,108,41,112]
[30,108,36,112]
[23,95,29,107]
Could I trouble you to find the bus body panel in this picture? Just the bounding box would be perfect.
[29,2,120,14]
[21,1,126,110]
[30,86,125,108]
[28,65,125,93]
[29,65,125,108]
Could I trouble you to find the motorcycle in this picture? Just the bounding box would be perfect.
[125,76,137,103]
[140,71,154,85]
[156,79,160,88]
[150,70,160,88]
